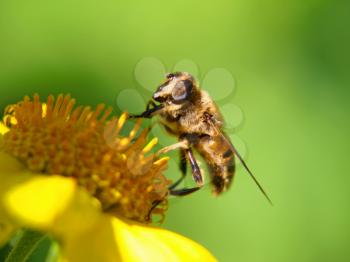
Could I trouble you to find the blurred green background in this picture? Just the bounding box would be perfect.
[1,0,349,261]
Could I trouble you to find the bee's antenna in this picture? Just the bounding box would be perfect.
[206,115,273,205]
[228,142,273,206]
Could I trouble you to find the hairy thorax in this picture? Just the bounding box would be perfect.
[158,91,221,137]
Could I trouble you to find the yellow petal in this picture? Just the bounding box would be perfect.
[0,153,216,261]
[3,175,75,229]
[0,151,26,176]
[113,218,217,262]
[63,215,217,262]
[0,217,17,246]
[0,122,9,135]
[0,151,103,251]
[61,215,122,262]
[0,152,22,245]
[62,215,217,262]
[52,188,101,240]
[0,152,100,235]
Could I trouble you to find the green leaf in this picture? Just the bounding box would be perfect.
[5,230,45,262]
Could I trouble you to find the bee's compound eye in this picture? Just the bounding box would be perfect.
[166,73,175,79]
[171,80,193,103]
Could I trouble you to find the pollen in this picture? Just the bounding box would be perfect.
[1,94,171,223]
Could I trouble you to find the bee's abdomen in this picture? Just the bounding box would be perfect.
[195,134,235,195]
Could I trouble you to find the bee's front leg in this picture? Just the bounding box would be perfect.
[129,101,164,119]
[145,100,157,111]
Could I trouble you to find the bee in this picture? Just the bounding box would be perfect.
[131,72,271,204]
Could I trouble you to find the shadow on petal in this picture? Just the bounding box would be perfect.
[62,215,122,262]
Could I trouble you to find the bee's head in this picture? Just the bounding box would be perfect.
[152,72,196,104]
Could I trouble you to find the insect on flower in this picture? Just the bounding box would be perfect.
[0,94,218,261]
[130,72,272,205]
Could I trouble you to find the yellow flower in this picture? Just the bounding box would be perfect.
[0,94,217,262]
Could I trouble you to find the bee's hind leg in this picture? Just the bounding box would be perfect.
[169,149,187,190]
[146,199,164,221]
[169,187,201,196]
[146,184,201,221]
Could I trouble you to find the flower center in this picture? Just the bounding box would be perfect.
[1,94,170,222]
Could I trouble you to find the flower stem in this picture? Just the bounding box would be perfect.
[5,230,45,262]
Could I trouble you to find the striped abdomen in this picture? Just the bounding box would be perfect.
[194,133,235,195]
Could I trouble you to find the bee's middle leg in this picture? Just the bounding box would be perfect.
[186,148,204,186]
[169,148,204,196]
[169,148,203,190]
[157,140,203,195]
[156,140,189,155]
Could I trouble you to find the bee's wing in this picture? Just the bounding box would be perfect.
[207,117,273,205]
[201,68,244,131]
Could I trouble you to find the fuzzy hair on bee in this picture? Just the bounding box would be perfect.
[131,72,272,204]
